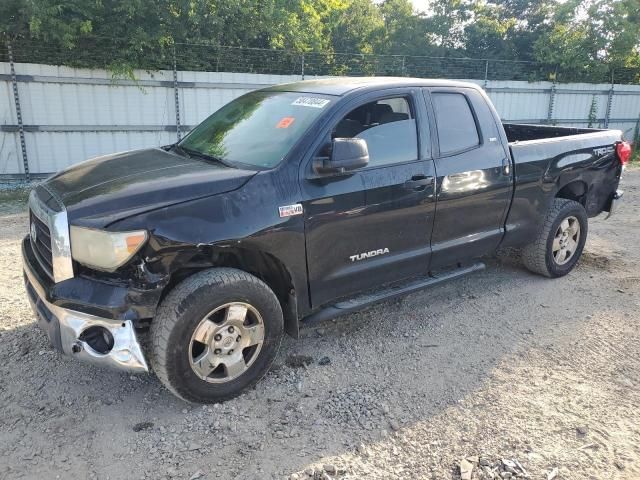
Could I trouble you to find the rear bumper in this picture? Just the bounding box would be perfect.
[605,189,623,220]
[22,238,149,373]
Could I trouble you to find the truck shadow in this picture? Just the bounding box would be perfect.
[0,250,614,479]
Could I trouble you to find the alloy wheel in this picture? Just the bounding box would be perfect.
[188,302,265,383]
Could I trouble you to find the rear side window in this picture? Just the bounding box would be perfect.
[432,93,480,155]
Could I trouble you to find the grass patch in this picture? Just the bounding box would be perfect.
[0,184,33,214]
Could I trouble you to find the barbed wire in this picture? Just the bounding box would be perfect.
[1,38,638,85]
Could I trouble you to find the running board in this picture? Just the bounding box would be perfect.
[302,262,485,325]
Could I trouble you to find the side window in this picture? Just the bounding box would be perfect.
[432,93,480,155]
[332,97,418,167]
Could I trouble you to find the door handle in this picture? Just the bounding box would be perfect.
[404,175,434,191]
[502,157,511,176]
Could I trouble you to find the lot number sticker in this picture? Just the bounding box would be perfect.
[291,97,330,109]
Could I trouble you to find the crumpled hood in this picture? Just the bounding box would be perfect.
[43,148,256,227]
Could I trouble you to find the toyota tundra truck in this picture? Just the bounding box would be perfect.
[22,77,630,403]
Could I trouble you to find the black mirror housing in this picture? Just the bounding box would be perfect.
[313,138,369,174]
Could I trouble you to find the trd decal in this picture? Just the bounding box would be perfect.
[594,146,614,157]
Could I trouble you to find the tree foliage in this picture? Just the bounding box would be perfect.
[1,0,639,82]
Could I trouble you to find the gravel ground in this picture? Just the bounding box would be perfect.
[1,169,639,480]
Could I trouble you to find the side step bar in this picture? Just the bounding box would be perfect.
[302,262,485,325]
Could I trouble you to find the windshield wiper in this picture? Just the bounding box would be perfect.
[174,144,235,169]
[171,143,190,158]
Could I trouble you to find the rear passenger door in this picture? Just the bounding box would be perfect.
[302,89,436,307]
[424,87,513,269]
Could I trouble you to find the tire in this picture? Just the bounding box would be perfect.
[151,268,284,403]
[522,198,588,278]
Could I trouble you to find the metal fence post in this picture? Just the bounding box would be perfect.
[173,46,181,142]
[401,56,406,77]
[301,54,305,80]
[483,60,489,89]
[7,42,30,180]
[604,70,614,128]
[547,82,557,125]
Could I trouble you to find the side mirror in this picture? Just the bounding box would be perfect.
[313,138,369,175]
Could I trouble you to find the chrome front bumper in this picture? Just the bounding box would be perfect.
[23,256,149,373]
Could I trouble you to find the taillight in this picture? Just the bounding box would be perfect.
[616,141,632,165]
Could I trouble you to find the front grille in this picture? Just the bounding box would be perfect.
[30,211,54,279]
[28,185,74,283]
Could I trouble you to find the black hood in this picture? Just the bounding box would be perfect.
[43,148,256,227]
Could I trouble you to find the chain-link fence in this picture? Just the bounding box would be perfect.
[2,38,640,178]
[2,38,639,84]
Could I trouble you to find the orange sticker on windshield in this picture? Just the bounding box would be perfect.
[276,117,295,129]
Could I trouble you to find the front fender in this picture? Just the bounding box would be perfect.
[110,174,310,316]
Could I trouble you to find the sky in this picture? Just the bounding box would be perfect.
[410,0,430,12]
[373,0,431,13]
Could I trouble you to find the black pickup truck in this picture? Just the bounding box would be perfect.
[23,78,630,403]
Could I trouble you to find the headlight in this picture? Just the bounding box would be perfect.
[70,226,148,271]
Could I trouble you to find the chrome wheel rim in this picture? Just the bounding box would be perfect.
[552,215,580,265]
[189,302,265,383]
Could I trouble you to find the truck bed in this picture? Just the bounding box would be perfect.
[503,123,605,143]
[503,121,623,250]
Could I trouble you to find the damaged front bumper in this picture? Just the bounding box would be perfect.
[23,239,149,373]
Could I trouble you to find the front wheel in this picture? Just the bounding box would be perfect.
[151,268,284,403]
[522,198,588,278]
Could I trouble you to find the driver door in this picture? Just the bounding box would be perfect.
[301,89,437,308]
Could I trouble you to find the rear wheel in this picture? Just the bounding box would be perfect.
[151,268,284,403]
[522,198,588,278]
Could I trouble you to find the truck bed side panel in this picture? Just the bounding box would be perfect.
[503,123,603,142]
[502,130,623,249]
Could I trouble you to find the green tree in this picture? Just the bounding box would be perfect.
[328,0,384,54]
[422,0,471,53]
[379,0,426,56]
[0,0,30,40]
[534,0,640,82]
[1,0,639,83]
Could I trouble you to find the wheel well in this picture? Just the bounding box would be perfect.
[214,248,294,304]
[556,181,588,206]
[160,247,299,338]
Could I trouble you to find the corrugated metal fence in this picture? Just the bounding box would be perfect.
[2,61,639,177]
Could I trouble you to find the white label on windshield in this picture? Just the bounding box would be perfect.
[291,97,330,109]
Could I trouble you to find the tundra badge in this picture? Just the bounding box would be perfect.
[350,248,390,262]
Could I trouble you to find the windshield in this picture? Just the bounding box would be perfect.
[178,91,334,169]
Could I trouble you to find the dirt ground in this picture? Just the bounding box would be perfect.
[0,169,639,480]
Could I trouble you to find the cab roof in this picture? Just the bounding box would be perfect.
[262,77,482,96]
